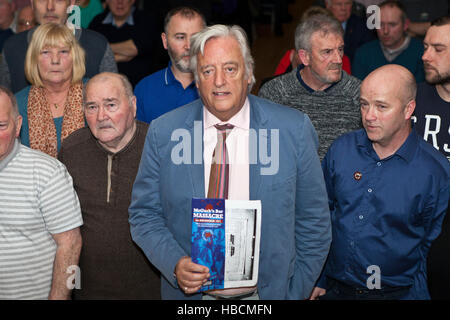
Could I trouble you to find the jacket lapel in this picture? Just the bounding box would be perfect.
[185,100,205,198]
[249,95,268,201]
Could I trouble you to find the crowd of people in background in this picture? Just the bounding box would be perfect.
[0,0,449,301]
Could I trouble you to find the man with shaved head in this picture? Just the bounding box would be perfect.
[310,65,450,300]
[58,72,160,299]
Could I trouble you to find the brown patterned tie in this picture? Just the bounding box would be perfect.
[207,124,234,199]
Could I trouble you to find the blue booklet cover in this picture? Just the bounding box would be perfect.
[191,198,225,291]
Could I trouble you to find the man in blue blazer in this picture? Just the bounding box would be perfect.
[129,24,331,300]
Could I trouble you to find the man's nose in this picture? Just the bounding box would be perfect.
[47,0,55,11]
[214,70,225,87]
[364,106,377,121]
[97,106,108,121]
[332,50,343,64]
[422,47,432,63]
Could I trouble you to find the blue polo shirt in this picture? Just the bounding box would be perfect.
[319,128,450,299]
[134,62,199,124]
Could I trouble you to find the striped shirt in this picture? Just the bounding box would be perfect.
[0,140,83,299]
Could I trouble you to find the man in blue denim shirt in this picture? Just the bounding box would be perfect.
[311,64,450,300]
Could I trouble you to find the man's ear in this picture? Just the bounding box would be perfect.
[403,18,410,33]
[131,96,137,118]
[298,49,310,67]
[15,115,23,138]
[404,99,416,120]
[161,32,168,50]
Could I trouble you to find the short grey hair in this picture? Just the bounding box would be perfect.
[294,13,344,52]
[0,85,19,118]
[189,24,256,90]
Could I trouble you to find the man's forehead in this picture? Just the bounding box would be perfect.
[425,25,450,43]
[168,14,203,32]
[311,31,343,48]
[206,36,240,51]
[86,78,124,100]
[381,6,403,20]
[361,74,403,99]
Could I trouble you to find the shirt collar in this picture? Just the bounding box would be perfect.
[0,139,20,172]
[357,127,419,162]
[380,35,411,62]
[164,61,196,88]
[164,61,176,85]
[296,64,338,93]
[203,97,250,131]
[102,6,135,27]
[393,128,419,162]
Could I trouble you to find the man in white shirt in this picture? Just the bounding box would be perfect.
[129,24,331,300]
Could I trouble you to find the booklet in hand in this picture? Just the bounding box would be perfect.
[191,198,262,292]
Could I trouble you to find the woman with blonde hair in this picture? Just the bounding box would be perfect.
[15,23,86,157]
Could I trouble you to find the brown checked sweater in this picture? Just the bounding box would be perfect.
[259,69,362,160]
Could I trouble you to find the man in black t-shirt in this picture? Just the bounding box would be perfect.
[413,15,449,161]
[413,15,450,300]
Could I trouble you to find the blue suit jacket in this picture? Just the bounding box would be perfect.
[129,95,331,300]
